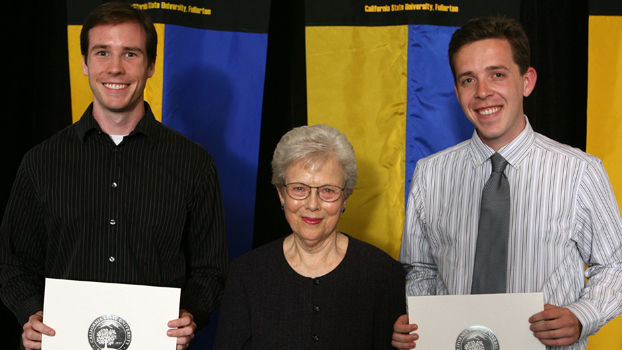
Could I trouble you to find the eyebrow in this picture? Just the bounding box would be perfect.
[90,44,145,54]
[486,65,511,72]
[456,65,512,80]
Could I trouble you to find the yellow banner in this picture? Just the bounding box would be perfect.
[586,14,622,350]
[306,25,408,258]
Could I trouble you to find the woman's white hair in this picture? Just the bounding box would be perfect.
[271,124,357,197]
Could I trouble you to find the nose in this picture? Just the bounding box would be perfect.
[107,55,124,75]
[305,188,320,211]
[476,80,492,99]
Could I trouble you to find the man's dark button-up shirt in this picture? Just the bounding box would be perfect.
[0,103,228,328]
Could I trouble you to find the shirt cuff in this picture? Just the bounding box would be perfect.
[180,295,212,330]
[17,296,44,326]
[565,299,603,339]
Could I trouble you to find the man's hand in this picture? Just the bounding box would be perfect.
[167,309,197,350]
[391,314,418,349]
[22,311,55,350]
[529,304,582,347]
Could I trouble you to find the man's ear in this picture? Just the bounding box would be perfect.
[523,67,537,97]
[147,59,156,78]
[82,55,88,76]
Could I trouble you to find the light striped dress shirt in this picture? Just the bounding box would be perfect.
[400,118,622,350]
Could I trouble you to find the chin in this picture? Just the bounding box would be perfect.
[297,230,329,241]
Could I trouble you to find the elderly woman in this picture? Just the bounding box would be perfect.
[213,124,405,349]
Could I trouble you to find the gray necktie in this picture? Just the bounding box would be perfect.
[471,152,510,294]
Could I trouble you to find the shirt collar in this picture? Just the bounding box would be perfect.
[75,102,160,148]
[469,116,536,169]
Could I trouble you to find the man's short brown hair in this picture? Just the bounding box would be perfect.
[448,16,530,81]
[80,1,157,65]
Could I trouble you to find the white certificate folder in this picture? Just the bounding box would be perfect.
[42,278,180,350]
[408,292,545,350]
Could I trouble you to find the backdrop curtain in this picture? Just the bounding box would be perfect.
[2,0,612,348]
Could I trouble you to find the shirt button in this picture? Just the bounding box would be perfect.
[313,305,320,312]
[312,335,319,342]
[313,278,320,285]
[111,182,118,188]
[110,219,116,225]
[109,256,115,262]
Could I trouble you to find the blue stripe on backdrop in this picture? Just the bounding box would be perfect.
[161,25,268,347]
[162,25,268,261]
[406,24,474,202]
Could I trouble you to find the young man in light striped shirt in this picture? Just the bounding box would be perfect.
[392,16,622,350]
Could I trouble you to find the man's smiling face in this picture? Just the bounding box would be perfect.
[82,21,155,118]
[454,38,536,151]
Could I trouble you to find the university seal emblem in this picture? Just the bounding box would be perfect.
[88,314,132,350]
[455,325,499,350]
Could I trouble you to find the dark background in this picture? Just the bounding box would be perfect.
[0,0,587,348]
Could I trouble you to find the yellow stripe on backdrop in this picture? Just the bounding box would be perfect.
[586,15,622,350]
[306,25,408,259]
[67,23,165,123]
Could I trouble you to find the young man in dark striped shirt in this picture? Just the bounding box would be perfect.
[0,3,228,350]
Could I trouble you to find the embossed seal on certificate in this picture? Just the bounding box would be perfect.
[455,325,499,350]
[88,314,132,350]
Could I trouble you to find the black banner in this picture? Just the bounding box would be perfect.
[306,0,519,27]
[589,0,622,16]
[67,0,270,33]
